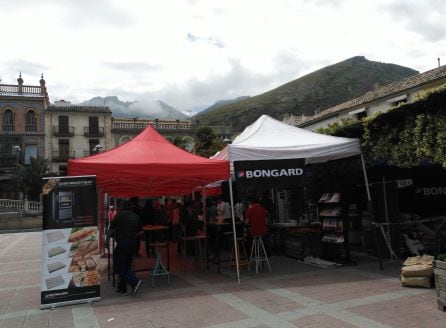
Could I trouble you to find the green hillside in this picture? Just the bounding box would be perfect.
[193,56,418,132]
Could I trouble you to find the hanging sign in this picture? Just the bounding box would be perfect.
[234,158,305,189]
[40,175,100,309]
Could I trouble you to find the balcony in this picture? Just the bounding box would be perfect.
[0,154,17,167]
[51,149,75,162]
[52,126,74,137]
[83,149,101,157]
[1,124,15,134]
[25,125,37,133]
[84,126,104,137]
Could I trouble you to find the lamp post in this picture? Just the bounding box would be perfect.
[93,144,104,154]
[13,145,21,200]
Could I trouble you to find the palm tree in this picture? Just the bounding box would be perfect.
[16,157,50,201]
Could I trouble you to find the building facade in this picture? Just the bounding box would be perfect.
[45,103,113,175]
[0,74,49,198]
[299,65,446,131]
[0,74,233,198]
[111,117,195,149]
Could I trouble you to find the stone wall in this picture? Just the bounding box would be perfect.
[0,212,42,232]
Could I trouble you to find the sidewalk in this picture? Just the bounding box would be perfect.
[0,231,444,328]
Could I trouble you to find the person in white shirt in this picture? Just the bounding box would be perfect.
[217,199,231,221]
[234,201,245,222]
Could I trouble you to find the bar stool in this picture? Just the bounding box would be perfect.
[180,227,206,272]
[248,235,271,274]
[228,236,249,270]
[150,242,170,287]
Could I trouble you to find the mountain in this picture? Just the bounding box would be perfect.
[193,56,419,131]
[80,96,188,120]
[80,96,135,116]
[200,96,250,114]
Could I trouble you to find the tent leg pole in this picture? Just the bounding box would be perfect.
[360,152,371,202]
[98,190,106,258]
[229,178,240,283]
[360,152,383,270]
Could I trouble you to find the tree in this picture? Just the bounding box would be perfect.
[16,157,50,201]
[193,127,224,157]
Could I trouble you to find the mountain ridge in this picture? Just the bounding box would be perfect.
[80,96,188,120]
[194,56,419,131]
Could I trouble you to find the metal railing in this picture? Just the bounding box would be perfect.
[84,126,104,137]
[112,120,194,131]
[0,199,42,213]
[51,149,75,162]
[52,126,75,137]
[2,124,15,133]
[25,125,37,133]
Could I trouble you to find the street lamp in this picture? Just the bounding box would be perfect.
[93,144,104,153]
[13,145,21,199]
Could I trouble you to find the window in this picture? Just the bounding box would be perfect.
[387,95,407,107]
[59,139,69,156]
[89,116,99,135]
[349,107,368,121]
[89,139,99,153]
[120,136,131,144]
[24,145,38,165]
[58,116,69,134]
[25,109,37,132]
[58,165,67,176]
[356,111,368,121]
[3,109,14,132]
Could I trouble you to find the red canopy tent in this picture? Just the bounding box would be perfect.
[67,125,230,197]
[67,125,230,258]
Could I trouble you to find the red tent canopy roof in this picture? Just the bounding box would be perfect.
[68,126,230,197]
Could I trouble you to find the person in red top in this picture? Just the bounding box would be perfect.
[246,198,268,236]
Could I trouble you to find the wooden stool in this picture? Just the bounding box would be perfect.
[150,243,170,287]
[248,235,271,274]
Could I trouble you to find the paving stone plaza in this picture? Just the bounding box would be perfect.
[0,231,444,328]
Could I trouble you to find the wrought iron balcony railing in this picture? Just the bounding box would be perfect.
[52,126,74,137]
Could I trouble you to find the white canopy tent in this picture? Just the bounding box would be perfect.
[213,115,372,283]
[212,115,362,163]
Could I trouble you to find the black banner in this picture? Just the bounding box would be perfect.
[41,176,100,309]
[234,159,305,189]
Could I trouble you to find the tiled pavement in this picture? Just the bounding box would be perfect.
[0,231,444,328]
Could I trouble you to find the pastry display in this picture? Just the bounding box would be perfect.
[71,270,100,287]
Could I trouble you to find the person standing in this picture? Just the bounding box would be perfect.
[107,205,117,224]
[246,197,268,237]
[217,199,231,221]
[130,196,143,257]
[141,199,157,257]
[205,199,217,223]
[109,200,143,296]
[234,201,245,223]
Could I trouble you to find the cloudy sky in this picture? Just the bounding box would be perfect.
[0,0,445,114]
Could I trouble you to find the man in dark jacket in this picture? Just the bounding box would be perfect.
[110,200,143,296]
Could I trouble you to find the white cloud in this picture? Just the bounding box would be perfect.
[0,0,445,113]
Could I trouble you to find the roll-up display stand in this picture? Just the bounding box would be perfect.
[41,175,100,309]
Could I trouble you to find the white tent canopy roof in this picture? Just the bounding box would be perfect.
[213,115,361,163]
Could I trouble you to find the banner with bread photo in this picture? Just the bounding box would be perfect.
[41,175,100,310]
